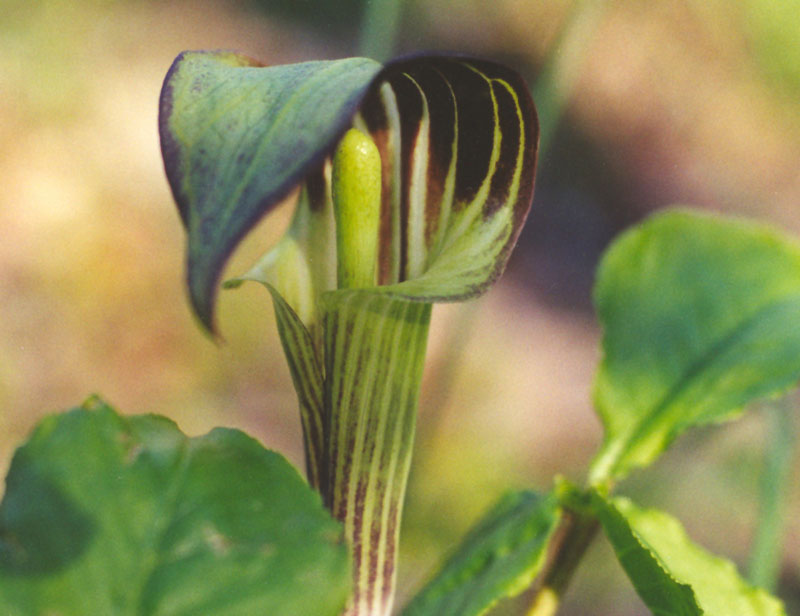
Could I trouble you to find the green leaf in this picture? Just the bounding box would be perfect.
[0,397,351,616]
[589,210,800,483]
[402,491,559,616]
[593,493,786,616]
[159,51,382,331]
[160,52,538,333]
[741,0,800,96]
[592,492,700,616]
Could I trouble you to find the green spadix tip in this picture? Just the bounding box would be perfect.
[332,128,382,290]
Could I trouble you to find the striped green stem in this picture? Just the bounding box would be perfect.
[266,285,326,491]
[358,0,404,62]
[323,292,431,616]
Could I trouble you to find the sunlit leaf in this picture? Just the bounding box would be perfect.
[589,210,800,483]
[0,398,351,616]
[740,0,800,96]
[402,491,559,616]
[593,492,785,616]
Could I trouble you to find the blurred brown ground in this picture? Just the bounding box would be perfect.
[1,1,798,613]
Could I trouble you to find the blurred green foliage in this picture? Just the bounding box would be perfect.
[248,0,368,32]
[741,0,800,97]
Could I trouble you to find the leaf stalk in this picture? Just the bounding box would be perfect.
[748,395,796,591]
[525,506,600,616]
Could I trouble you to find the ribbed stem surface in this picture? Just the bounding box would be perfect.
[323,292,431,616]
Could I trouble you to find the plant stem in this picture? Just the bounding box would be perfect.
[532,0,608,159]
[324,295,431,616]
[525,508,600,616]
[327,124,432,616]
[358,0,404,62]
[748,395,796,591]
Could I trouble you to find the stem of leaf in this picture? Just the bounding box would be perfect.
[532,0,608,159]
[516,7,610,614]
[748,394,796,591]
[525,508,600,616]
[358,0,404,62]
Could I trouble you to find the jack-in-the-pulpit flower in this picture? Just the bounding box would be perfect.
[159,51,538,616]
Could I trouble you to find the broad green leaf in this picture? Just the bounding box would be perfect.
[593,493,785,616]
[159,51,381,331]
[589,210,800,482]
[0,397,350,616]
[592,492,700,616]
[402,491,559,616]
[321,290,431,616]
[160,52,538,333]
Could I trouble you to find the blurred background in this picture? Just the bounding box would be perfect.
[1,0,799,613]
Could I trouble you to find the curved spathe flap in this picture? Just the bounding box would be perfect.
[159,51,538,333]
[361,55,538,302]
[159,51,381,332]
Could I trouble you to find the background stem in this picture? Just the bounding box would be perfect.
[748,394,796,591]
[358,0,403,61]
[524,509,600,616]
[531,0,607,157]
